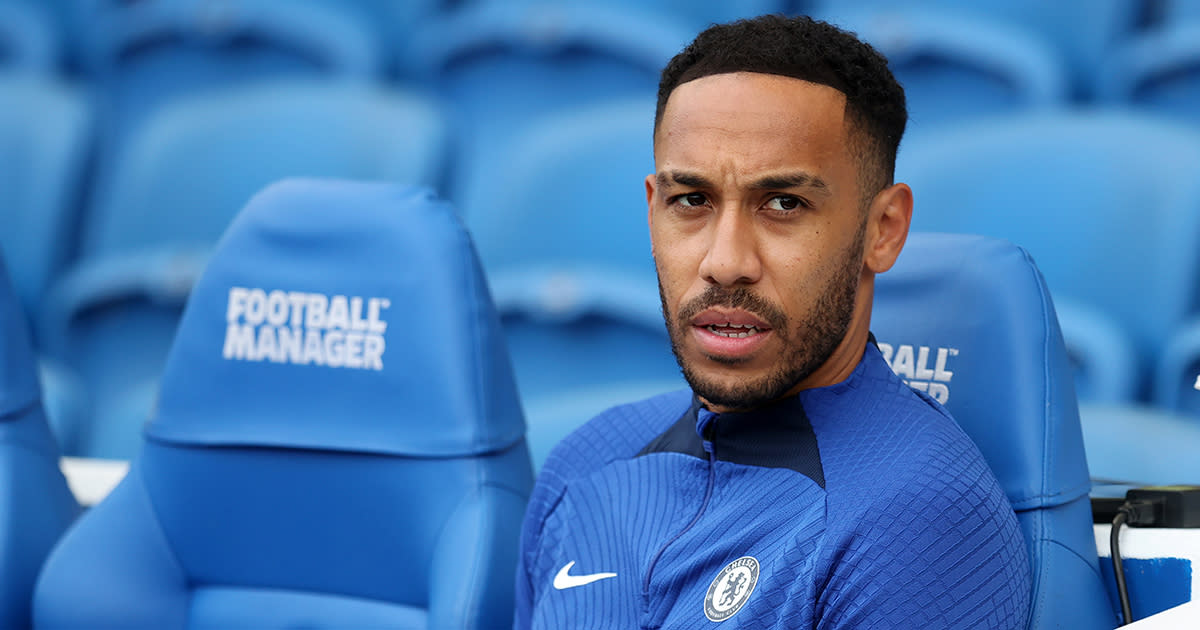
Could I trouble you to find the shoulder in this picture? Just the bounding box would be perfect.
[537,387,693,488]
[806,350,1031,628]
[807,345,980,499]
[522,387,693,535]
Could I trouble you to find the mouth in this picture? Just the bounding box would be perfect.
[702,322,765,338]
[689,309,774,358]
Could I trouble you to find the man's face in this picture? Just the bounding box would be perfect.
[647,72,870,412]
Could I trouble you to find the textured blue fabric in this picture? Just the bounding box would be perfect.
[516,344,1030,629]
[34,179,534,629]
[872,233,1117,629]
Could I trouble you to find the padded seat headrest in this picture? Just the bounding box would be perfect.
[0,257,38,419]
[871,233,1091,510]
[145,179,526,457]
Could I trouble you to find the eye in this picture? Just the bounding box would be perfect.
[764,195,809,212]
[671,192,709,208]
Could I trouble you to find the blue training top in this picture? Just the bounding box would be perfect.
[515,341,1031,629]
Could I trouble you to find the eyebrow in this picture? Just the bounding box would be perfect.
[657,171,712,189]
[656,170,832,196]
[750,173,830,194]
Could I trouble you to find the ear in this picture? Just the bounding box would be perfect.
[863,182,913,273]
[645,173,657,257]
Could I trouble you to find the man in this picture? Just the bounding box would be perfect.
[515,14,1031,629]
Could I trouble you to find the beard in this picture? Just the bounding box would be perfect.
[658,223,865,411]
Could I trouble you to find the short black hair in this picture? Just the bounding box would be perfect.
[654,14,907,200]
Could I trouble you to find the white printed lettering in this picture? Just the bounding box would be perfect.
[223,288,388,371]
[306,293,328,329]
[276,326,303,363]
[227,287,249,323]
[934,348,955,382]
[367,298,388,334]
[223,323,255,359]
[892,344,915,379]
[244,288,267,326]
[914,346,935,380]
[343,331,364,368]
[362,333,384,370]
[265,290,289,326]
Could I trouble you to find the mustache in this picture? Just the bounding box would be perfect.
[676,286,788,332]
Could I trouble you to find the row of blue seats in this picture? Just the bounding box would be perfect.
[5,71,1200,460]
[4,0,1200,109]
[4,0,1200,161]
[6,177,1200,628]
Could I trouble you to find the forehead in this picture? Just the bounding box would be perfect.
[654,72,852,174]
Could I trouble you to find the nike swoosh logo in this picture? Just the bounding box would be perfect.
[552,561,618,590]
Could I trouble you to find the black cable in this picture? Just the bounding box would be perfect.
[1110,509,1133,626]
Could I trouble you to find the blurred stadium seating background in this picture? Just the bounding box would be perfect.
[2,0,1200,487]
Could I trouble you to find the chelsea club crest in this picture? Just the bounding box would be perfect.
[704,556,759,622]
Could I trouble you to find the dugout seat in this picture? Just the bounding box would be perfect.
[0,255,79,629]
[871,233,1117,630]
[896,111,1200,404]
[34,179,535,629]
[40,80,446,459]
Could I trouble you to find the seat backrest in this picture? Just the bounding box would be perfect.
[463,97,683,418]
[817,7,1069,134]
[812,0,1141,97]
[1097,22,1200,127]
[41,80,446,459]
[897,111,1200,401]
[1155,319,1200,417]
[871,233,1116,629]
[405,0,690,207]
[80,0,382,178]
[0,75,90,321]
[0,1,59,73]
[34,179,535,629]
[0,255,79,629]
[83,80,446,257]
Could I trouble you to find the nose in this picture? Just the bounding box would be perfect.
[698,209,761,287]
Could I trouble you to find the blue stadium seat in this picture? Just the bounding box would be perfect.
[0,1,59,73]
[40,80,447,458]
[1081,403,1200,488]
[811,0,1141,98]
[1154,319,1200,418]
[0,255,79,629]
[404,0,691,208]
[464,99,684,441]
[872,232,1117,630]
[1053,299,1140,404]
[815,8,1069,136]
[285,0,443,77]
[79,0,383,174]
[1096,21,1200,127]
[896,112,1200,403]
[0,75,91,324]
[523,0,789,32]
[34,179,535,629]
